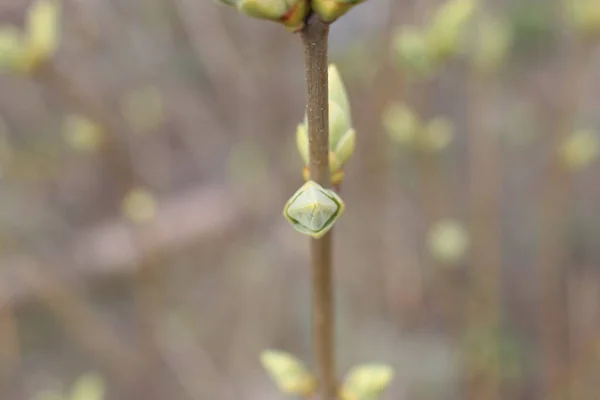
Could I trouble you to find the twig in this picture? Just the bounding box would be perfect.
[300,14,336,400]
[0,299,19,384]
[536,39,594,400]
[465,68,502,400]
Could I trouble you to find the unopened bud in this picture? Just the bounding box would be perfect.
[392,26,436,79]
[566,0,600,38]
[426,0,477,62]
[559,130,599,171]
[0,0,61,75]
[21,0,62,72]
[219,0,309,31]
[471,17,513,74]
[312,0,366,23]
[428,219,470,265]
[296,64,355,185]
[382,102,421,145]
[0,28,24,73]
[283,180,345,238]
[419,117,455,152]
[260,350,317,397]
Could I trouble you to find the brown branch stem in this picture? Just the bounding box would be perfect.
[300,15,336,400]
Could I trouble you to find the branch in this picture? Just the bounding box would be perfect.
[300,15,336,400]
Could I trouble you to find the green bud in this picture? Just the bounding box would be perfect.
[219,0,309,31]
[392,26,436,79]
[340,364,394,400]
[296,122,310,167]
[283,180,345,238]
[0,27,24,73]
[559,129,599,171]
[296,64,355,185]
[312,0,366,23]
[328,64,351,122]
[426,0,477,62]
[382,102,421,145]
[22,0,62,72]
[70,372,106,400]
[420,117,455,152]
[260,350,317,397]
[428,219,470,265]
[471,17,513,74]
[566,0,600,38]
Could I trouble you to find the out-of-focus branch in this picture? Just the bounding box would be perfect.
[0,184,242,302]
[536,39,594,400]
[0,300,19,385]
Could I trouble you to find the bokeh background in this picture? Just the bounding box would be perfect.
[1,0,600,399]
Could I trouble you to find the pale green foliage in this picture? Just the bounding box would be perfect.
[121,187,158,224]
[471,16,513,74]
[382,102,420,145]
[0,0,61,74]
[391,26,436,79]
[392,0,477,79]
[62,115,104,152]
[565,0,600,37]
[283,180,345,238]
[259,349,317,396]
[32,373,106,400]
[427,219,470,265]
[383,103,455,152]
[422,117,455,152]
[339,363,394,400]
[427,0,477,61]
[559,130,600,171]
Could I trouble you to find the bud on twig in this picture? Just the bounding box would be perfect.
[283,180,345,238]
[566,0,600,38]
[0,0,61,74]
[297,64,356,185]
[217,0,309,31]
[312,0,366,23]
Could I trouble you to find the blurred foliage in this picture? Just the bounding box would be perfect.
[32,373,106,400]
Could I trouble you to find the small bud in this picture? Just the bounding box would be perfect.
[382,102,421,145]
[283,180,345,238]
[419,117,455,152]
[328,64,351,122]
[426,0,477,62]
[559,130,599,171]
[339,363,394,400]
[392,26,436,79]
[121,187,158,224]
[471,17,513,74]
[21,0,61,72]
[428,219,470,265]
[70,372,106,400]
[62,114,104,152]
[312,0,365,23]
[566,0,600,38]
[0,27,24,73]
[218,0,309,31]
[296,64,355,185]
[260,349,317,396]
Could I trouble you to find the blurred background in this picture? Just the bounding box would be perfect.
[1,0,600,399]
